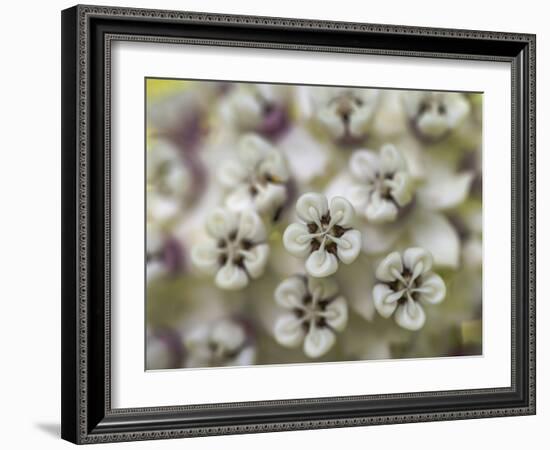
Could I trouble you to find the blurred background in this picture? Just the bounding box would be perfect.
[145,78,483,370]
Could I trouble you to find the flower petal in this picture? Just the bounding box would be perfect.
[386,171,413,206]
[215,263,248,290]
[275,276,308,309]
[375,251,403,282]
[305,249,339,278]
[304,326,335,358]
[417,272,446,304]
[361,223,402,255]
[317,104,345,139]
[296,192,329,224]
[445,93,471,127]
[349,149,379,182]
[348,97,378,137]
[336,229,361,264]
[365,192,398,224]
[379,144,406,174]
[283,223,313,258]
[417,113,448,139]
[238,134,272,169]
[242,243,269,279]
[274,314,306,348]
[147,191,181,223]
[258,149,289,183]
[329,196,356,227]
[211,321,246,353]
[254,183,287,212]
[278,126,330,183]
[403,247,433,277]
[324,296,348,332]
[218,160,247,188]
[307,276,339,301]
[347,184,372,213]
[191,241,220,274]
[409,211,460,269]
[232,347,256,366]
[206,208,238,239]
[395,300,426,331]
[417,171,474,211]
[225,90,262,129]
[373,284,400,318]
[237,210,266,242]
[225,184,255,212]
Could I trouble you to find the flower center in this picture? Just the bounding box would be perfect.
[371,172,394,200]
[217,231,253,268]
[389,268,423,304]
[207,340,242,362]
[247,171,278,197]
[304,211,349,256]
[331,93,364,125]
[418,99,447,117]
[292,287,332,331]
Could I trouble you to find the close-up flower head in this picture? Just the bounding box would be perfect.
[347,144,413,224]
[373,247,446,330]
[311,87,380,143]
[218,134,290,215]
[274,276,348,358]
[283,193,362,277]
[402,91,470,142]
[191,208,269,290]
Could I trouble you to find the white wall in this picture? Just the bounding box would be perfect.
[0,0,545,448]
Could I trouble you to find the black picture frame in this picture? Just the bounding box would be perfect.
[61,4,536,444]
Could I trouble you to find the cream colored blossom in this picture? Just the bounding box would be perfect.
[373,248,446,330]
[218,134,289,214]
[402,91,470,141]
[191,208,269,290]
[274,276,348,358]
[184,319,256,367]
[347,144,413,224]
[283,193,361,277]
[313,87,380,141]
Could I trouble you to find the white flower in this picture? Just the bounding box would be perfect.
[147,140,191,223]
[347,144,413,223]
[274,276,348,358]
[184,319,256,368]
[373,248,446,330]
[220,84,290,137]
[283,193,361,277]
[313,87,380,141]
[191,208,269,290]
[218,134,289,214]
[402,92,470,142]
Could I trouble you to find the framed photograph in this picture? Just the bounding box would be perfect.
[61,4,536,444]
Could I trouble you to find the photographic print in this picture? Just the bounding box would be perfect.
[145,78,483,370]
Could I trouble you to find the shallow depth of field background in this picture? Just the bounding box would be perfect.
[145,78,483,370]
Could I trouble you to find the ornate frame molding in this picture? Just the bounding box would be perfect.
[61,4,536,444]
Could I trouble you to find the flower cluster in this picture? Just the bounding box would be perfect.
[146,79,482,369]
